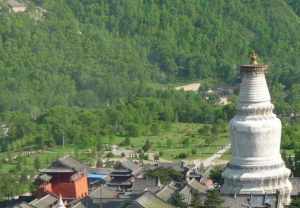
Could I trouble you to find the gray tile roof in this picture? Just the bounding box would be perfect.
[132,178,160,194]
[156,183,177,202]
[13,202,34,208]
[146,162,186,173]
[89,186,119,199]
[188,179,209,194]
[29,194,57,208]
[52,155,87,172]
[179,179,210,205]
[135,192,175,208]
[179,185,192,204]
[91,198,132,208]
[121,160,142,176]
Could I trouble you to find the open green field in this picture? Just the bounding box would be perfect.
[0,122,229,172]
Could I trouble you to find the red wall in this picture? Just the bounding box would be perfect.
[41,175,88,199]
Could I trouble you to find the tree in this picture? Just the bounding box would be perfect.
[170,192,188,208]
[120,137,131,146]
[203,190,225,208]
[209,167,224,185]
[190,191,203,208]
[142,139,151,152]
[34,157,41,170]
[145,168,184,184]
[289,197,300,208]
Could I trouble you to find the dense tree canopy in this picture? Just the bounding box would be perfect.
[0,0,299,112]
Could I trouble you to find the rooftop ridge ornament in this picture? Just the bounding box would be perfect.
[240,51,267,73]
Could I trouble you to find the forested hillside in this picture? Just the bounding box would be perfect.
[1,0,300,198]
[0,0,299,111]
[0,0,299,155]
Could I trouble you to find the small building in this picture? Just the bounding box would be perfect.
[180,179,213,205]
[111,145,137,158]
[37,156,88,199]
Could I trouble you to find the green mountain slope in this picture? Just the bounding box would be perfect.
[0,0,299,112]
[286,0,300,16]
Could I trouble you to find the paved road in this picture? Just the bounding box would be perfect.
[188,144,231,176]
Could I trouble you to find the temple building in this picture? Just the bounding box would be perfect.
[107,168,134,192]
[37,156,88,199]
[221,52,292,207]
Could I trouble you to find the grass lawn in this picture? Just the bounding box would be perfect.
[111,122,229,160]
[0,122,230,171]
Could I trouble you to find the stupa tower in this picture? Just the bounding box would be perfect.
[221,52,292,206]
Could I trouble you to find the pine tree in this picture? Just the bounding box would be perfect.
[171,192,188,208]
[34,157,41,170]
[290,198,300,208]
[203,190,225,208]
[190,191,203,208]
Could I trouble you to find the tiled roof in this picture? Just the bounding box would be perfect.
[88,168,112,175]
[29,194,57,208]
[53,155,87,172]
[156,183,177,202]
[71,201,88,208]
[135,192,175,208]
[179,185,192,204]
[13,202,34,208]
[147,162,186,173]
[38,174,52,182]
[89,186,118,199]
[188,179,209,194]
[39,167,75,173]
[179,179,210,205]
[121,160,142,176]
[132,178,160,194]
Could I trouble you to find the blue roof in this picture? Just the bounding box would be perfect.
[88,173,107,179]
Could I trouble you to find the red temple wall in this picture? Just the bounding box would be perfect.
[52,182,76,198]
[74,176,88,198]
[41,175,88,199]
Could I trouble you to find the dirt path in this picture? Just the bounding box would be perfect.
[175,83,201,92]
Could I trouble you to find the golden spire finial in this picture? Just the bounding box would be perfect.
[250,51,258,65]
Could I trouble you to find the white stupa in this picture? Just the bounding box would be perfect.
[221,52,292,206]
[56,194,66,208]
